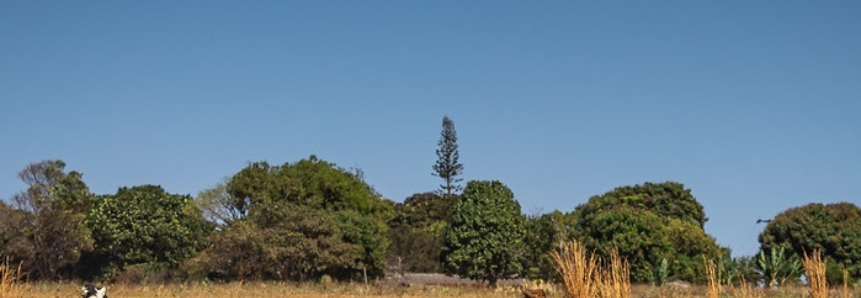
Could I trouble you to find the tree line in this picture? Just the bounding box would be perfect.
[1,117,859,285]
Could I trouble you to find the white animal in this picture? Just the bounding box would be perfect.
[81,284,107,298]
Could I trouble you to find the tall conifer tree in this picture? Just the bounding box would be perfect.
[433,116,464,197]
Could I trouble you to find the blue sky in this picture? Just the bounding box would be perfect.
[1,1,859,257]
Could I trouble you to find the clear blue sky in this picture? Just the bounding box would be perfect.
[2,1,859,257]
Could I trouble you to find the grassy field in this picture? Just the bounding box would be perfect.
[2,281,859,298]
[2,244,858,298]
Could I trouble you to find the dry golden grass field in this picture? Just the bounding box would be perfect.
[2,281,859,298]
[2,244,858,298]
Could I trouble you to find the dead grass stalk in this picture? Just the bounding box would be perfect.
[733,277,764,298]
[551,241,630,298]
[704,258,720,298]
[842,269,854,298]
[600,250,631,298]
[0,258,27,298]
[802,249,827,298]
[551,241,600,298]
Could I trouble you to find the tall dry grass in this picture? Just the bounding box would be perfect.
[841,269,854,298]
[598,250,630,298]
[550,241,630,298]
[0,279,841,298]
[732,277,764,298]
[0,258,28,298]
[550,241,599,298]
[704,259,720,298]
[21,282,520,298]
[802,249,827,298]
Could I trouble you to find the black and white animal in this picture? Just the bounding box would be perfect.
[81,284,107,298]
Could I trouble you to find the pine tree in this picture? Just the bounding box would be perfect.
[433,116,464,197]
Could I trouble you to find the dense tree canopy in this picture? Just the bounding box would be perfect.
[86,185,211,277]
[3,154,855,286]
[522,211,567,280]
[568,181,723,283]
[572,182,707,228]
[188,204,383,281]
[227,156,391,220]
[759,202,861,283]
[442,180,525,285]
[388,192,457,273]
[190,156,393,282]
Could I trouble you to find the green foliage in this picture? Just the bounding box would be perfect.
[757,246,802,287]
[334,210,388,279]
[729,255,761,285]
[442,180,525,285]
[2,160,94,280]
[224,161,274,215]
[253,205,365,281]
[758,202,861,284]
[51,170,94,214]
[712,250,759,286]
[87,185,212,278]
[395,192,456,227]
[182,219,269,280]
[387,192,457,273]
[228,156,391,220]
[647,257,670,286]
[522,211,567,280]
[573,181,707,228]
[188,204,383,281]
[568,181,723,283]
[191,156,392,282]
[717,253,736,285]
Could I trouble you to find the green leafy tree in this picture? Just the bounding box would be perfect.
[522,210,567,280]
[571,181,707,228]
[224,161,274,216]
[433,116,464,197]
[87,185,211,278]
[190,205,384,282]
[192,156,393,282]
[758,202,861,284]
[388,192,456,273]
[442,180,525,285]
[255,204,366,281]
[182,219,269,280]
[281,156,391,216]
[3,160,94,280]
[567,181,723,283]
[335,210,388,279]
[228,156,391,221]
